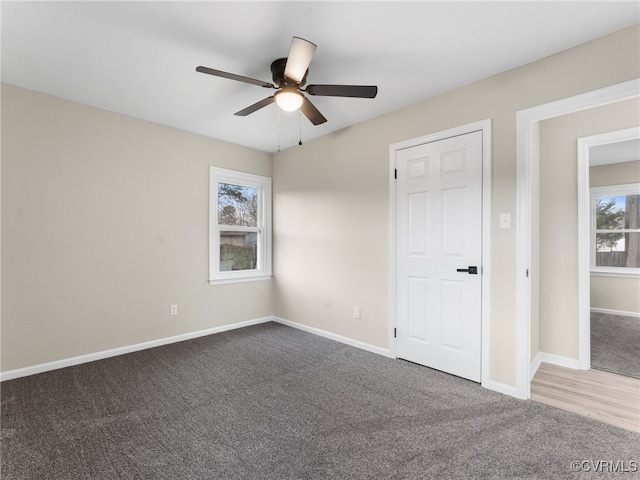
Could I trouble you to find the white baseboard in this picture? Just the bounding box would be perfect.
[530,351,581,375]
[0,316,273,382]
[530,352,543,379]
[590,307,640,319]
[482,379,522,399]
[272,316,393,358]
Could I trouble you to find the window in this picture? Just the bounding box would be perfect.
[590,183,640,276]
[209,167,272,285]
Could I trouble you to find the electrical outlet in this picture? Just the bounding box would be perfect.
[170,304,178,316]
[354,307,361,319]
[499,213,511,229]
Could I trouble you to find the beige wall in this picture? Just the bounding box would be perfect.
[1,85,273,371]
[589,160,640,314]
[273,25,640,386]
[538,100,639,359]
[590,160,640,187]
[590,276,640,313]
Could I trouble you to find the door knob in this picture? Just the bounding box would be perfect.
[456,266,478,274]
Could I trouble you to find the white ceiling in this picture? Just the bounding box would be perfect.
[590,139,640,166]
[2,1,639,153]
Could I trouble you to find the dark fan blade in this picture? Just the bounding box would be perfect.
[196,66,275,88]
[284,37,317,83]
[306,84,377,98]
[234,96,275,116]
[300,96,327,125]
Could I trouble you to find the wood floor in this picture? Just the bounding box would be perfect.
[531,362,640,433]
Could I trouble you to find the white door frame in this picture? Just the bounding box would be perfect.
[515,79,640,399]
[389,119,492,390]
[577,127,640,370]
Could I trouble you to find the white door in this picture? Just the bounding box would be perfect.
[396,131,483,382]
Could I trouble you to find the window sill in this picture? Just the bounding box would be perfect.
[208,274,273,286]
[590,270,640,279]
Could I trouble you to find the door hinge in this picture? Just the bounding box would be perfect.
[394,328,397,338]
[526,268,529,278]
[394,169,397,179]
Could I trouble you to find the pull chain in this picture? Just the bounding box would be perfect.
[277,108,281,152]
[299,111,302,146]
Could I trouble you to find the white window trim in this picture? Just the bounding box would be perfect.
[209,167,272,285]
[590,183,640,278]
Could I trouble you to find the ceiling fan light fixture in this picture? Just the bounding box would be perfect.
[275,89,303,112]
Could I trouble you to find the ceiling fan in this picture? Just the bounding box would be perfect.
[196,37,378,125]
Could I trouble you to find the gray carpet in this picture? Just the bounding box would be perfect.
[2,322,638,480]
[591,312,640,379]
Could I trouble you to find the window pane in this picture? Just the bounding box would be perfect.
[220,231,257,271]
[218,183,258,227]
[596,232,640,268]
[596,194,639,230]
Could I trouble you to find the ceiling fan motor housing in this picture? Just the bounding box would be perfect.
[271,58,308,87]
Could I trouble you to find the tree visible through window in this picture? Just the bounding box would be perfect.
[591,184,640,273]
[218,183,259,271]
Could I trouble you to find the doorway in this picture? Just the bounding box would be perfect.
[577,129,640,379]
[389,120,492,386]
[516,78,640,398]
